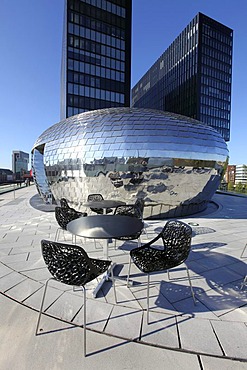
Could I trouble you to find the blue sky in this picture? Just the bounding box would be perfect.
[0,0,246,169]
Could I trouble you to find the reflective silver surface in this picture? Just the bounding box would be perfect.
[31,108,228,219]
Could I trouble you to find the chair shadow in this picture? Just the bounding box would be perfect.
[191,241,227,250]
[117,239,246,315]
[154,277,246,314]
[152,247,247,314]
[154,225,216,236]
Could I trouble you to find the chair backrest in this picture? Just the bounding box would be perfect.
[135,198,145,217]
[114,204,140,218]
[55,206,85,230]
[160,220,192,266]
[87,193,104,202]
[41,240,97,286]
[60,198,70,209]
[55,207,68,230]
[114,205,143,240]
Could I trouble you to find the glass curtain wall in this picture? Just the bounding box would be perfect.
[61,0,132,119]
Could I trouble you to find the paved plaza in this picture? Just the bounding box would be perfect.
[0,186,246,369]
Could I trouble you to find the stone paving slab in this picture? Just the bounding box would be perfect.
[177,316,223,356]
[0,294,202,370]
[211,320,247,358]
[0,187,247,365]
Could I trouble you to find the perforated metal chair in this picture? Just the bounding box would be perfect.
[127,220,196,323]
[87,193,113,214]
[54,204,87,242]
[60,198,84,216]
[35,240,116,357]
[113,203,143,248]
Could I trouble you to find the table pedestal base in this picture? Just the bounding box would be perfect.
[92,262,133,298]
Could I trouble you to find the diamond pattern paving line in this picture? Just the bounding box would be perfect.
[0,188,246,362]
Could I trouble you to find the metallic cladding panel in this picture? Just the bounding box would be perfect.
[31,108,228,219]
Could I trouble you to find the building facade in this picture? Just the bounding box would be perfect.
[235,165,247,185]
[132,12,233,141]
[12,151,29,179]
[60,0,132,119]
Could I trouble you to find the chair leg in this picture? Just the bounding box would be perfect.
[147,273,150,324]
[186,267,196,305]
[240,243,247,258]
[137,237,141,248]
[110,265,117,303]
[127,255,132,287]
[240,275,247,290]
[82,286,87,357]
[143,224,149,239]
[55,228,62,242]
[35,278,53,335]
[167,269,171,280]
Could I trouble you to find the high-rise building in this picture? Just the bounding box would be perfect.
[60,0,132,119]
[12,151,29,179]
[132,12,233,141]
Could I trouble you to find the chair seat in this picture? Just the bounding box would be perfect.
[130,247,182,273]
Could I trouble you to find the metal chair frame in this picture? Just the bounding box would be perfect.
[127,220,196,324]
[55,200,87,242]
[35,240,116,357]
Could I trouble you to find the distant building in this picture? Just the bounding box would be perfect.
[225,165,236,184]
[60,0,132,119]
[132,12,233,141]
[0,169,14,183]
[235,165,247,184]
[12,151,29,180]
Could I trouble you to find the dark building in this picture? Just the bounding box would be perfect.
[0,169,14,183]
[132,12,233,141]
[61,0,132,119]
[12,150,29,180]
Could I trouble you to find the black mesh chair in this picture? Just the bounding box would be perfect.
[60,198,84,217]
[127,220,196,323]
[87,193,112,214]
[135,198,144,218]
[55,204,87,242]
[35,240,116,357]
[113,204,143,248]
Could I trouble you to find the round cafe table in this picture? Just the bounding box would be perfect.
[67,214,143,297]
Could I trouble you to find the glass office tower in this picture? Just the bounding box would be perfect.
[132,13,233,141]
[12,151,29,179]
[60,0,132,119]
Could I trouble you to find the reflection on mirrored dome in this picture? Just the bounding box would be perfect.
[31,107,228,219]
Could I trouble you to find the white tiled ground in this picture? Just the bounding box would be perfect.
[0,186,246,367]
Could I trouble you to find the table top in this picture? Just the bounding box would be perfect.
[67,214,143,239]
[83,200,126,209]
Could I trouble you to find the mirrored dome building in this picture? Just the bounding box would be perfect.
[31,108,228,219]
